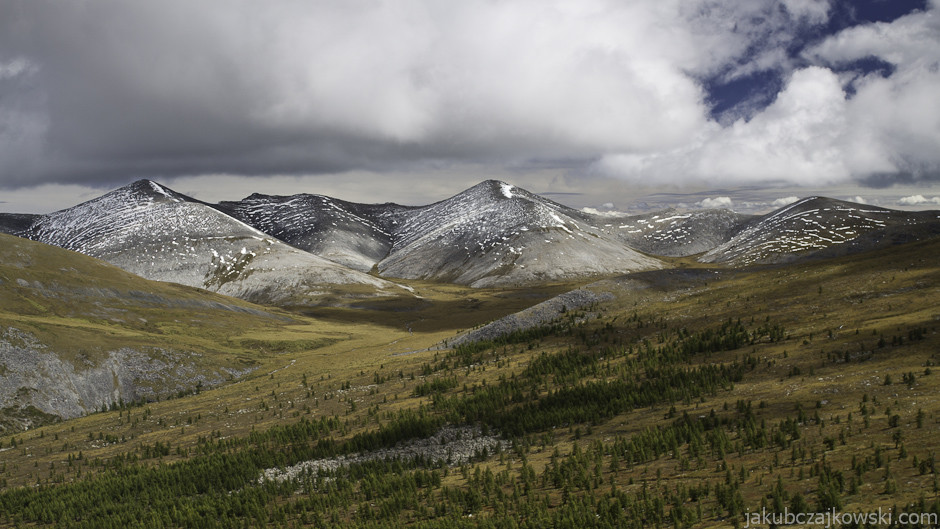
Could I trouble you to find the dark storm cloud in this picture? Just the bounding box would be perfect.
[0,0,938,194]
[1,1,405,186]
[0,0,726,188]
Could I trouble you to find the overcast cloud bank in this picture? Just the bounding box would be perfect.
[0,0,938,200]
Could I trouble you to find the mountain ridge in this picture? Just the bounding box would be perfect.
[375,180,664,286]
[700,196,940,265]
[2,180,939,295]
[2,179,411,307]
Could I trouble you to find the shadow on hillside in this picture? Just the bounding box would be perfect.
[294,287,571,333]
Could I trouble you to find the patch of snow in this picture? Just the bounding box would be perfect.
[654,214,691,223]
[499,182,514,199]
[149,181,174,200]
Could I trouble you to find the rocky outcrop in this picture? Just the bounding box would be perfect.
[448,287,614,347]
[260,426,508,485]
[0,327,250,431]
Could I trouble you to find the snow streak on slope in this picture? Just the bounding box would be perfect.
[18,180,406,306]
[700,197,940,266]
[378,180,663,286]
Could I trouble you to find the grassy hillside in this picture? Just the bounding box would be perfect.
[0,235,937,528]
[0,233,294,360]
[0,233,570,429]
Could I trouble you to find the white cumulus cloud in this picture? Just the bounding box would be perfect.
[581,206,627,217]
[597,4,940,188]
[803,6,940,180]
[599,67,851,186]
[0,58,37,80]
[697,196,733,208]
[898,195,940,206]
[772,196,800,207]
[781,0,831,24]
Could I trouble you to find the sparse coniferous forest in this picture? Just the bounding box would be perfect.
[0,237,938,528]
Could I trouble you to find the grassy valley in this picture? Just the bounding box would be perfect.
[0,235,938,527]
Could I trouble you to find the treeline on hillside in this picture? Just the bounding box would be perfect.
[438,362,743,437]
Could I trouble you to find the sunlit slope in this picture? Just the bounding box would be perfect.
[0,233,335,429]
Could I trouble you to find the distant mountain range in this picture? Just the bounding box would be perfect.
[2,180,938,305]
[217,180,663,286]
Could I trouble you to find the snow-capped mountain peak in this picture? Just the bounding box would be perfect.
[377,179,663,286]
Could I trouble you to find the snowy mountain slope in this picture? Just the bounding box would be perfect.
[214,194,414,272]
[8,179,938,292]
[13,180,409,306]
[700,197,940,266]
[377,180,663,286]
[603,208,752,257]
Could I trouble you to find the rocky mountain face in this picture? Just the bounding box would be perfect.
[217,181,665,286]
[205,183,938,280]
[0,330,247,429]
[700,197,940,266]
[3,180,409,307]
